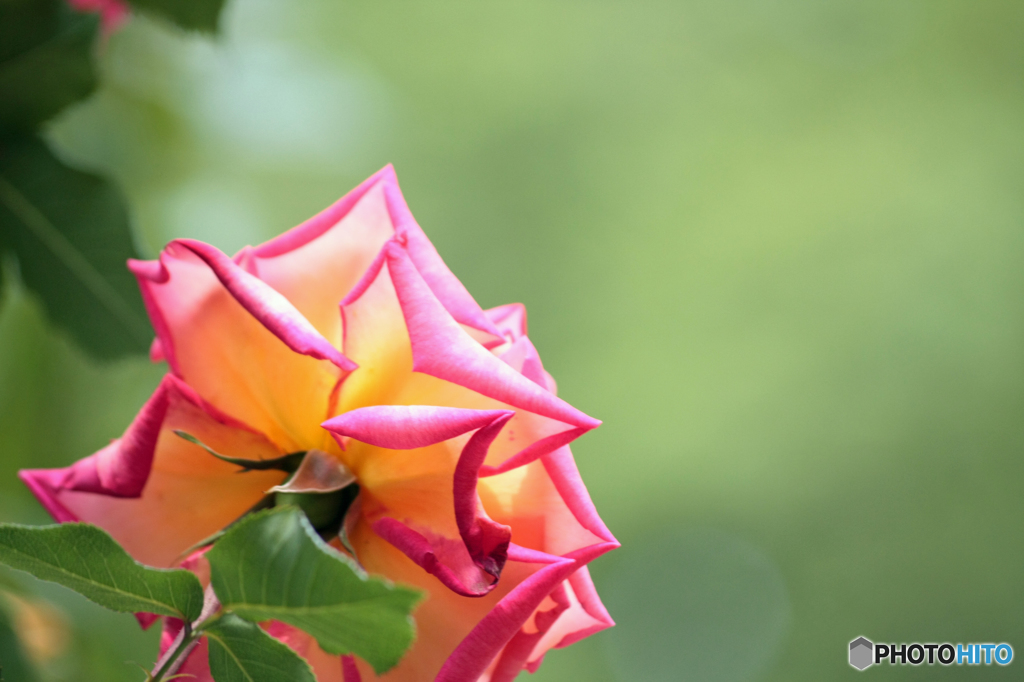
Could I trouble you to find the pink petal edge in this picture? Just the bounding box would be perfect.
[381,182,505,345]
[342,655,362,682]
[254,164,502,347]
[435,541,619,682]
[173,239,357,372]
[382,241,600,430]
[253,166,395,259]
[19,376,172,501]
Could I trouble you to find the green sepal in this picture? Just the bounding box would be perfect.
[174,430,306,472]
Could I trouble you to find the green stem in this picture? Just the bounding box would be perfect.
[150,623,197,682]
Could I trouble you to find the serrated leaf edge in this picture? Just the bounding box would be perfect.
[0,523,202,620]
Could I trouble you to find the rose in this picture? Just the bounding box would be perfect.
[20,166,617,681]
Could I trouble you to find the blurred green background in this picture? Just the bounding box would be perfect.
[3,0,1024,679]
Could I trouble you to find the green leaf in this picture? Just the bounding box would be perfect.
[126,0,227,33]
[0,135,152,359]
[0,0,99,132]
[204,613,316,682]
[207,507,422,674]
[0,523,204,622]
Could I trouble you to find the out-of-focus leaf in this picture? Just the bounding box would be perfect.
[204,613,317,682]
[0,523,204,622]
[0,0,98,132]
[0,599,39,682]
[125,0,226,33]
[0,135,151,359]
[207,507,422,674]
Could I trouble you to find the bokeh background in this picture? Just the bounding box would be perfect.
[2,0,1023,679]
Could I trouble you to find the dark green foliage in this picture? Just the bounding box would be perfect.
[0,0,229,362]
[0,136,151,359]
[126,0,226,33]
[0,0,98,133]
[273,485,358,534]
[207,507,422,674]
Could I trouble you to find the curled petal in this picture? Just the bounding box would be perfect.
[384,241,599,430]
[323,405,512,451]
[173,239,355,372]
[383,182,505,345]
[330,407,514,596]
[372,518,495,597]
[541,447,616,545]
[435,542,618,682]
[479,427,586,478]
[130,243,344,451]
[496,335,556,393]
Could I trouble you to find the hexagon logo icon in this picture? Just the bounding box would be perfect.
[850,637,874,670]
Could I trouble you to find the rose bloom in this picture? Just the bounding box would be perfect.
[20,167,617,681]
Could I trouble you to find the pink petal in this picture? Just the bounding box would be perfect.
[488,583,570,681]
[435,542,618,682]
[485,303,528,340]
[323,405,512,451]
[149,337,165,362]
[254,167,396,259]
[479,427,586,477]
[384,241,599,430]
[342,656,362,682]
[542,447,616,544]
[248,170,396,348]
[372,518,496,597]
[496,335,556,393]
[479,453,610,566]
